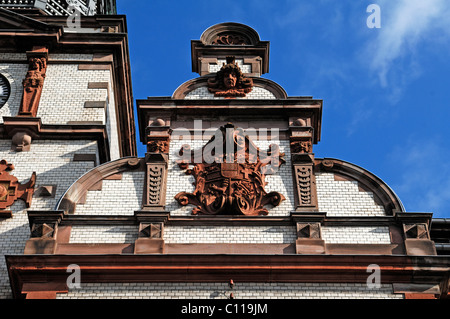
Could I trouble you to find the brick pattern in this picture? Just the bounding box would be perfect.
[0,63,29,122]
[48,54,93,61]
[165,139,294,216]
[184,86,276,100]
[1,55,120,160]
[0,139,98,209]
[209,58,252,73]
[38,64,109,124]
[0,139,99,299]
[0,53,27,60]
[0,202,29,299]
[74,171,145,215]
[322,226,391,244]
[316,173,386,216]
[69,225,138,244]
[164,225,297,244]
[57,282,403,299]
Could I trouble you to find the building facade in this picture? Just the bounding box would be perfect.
[0,3,449,300]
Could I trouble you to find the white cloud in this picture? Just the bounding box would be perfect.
[365,0,450,89]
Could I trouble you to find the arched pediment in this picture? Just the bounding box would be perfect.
[314,158,405,216]
[200,22,261,46]
[172,76,288,100]
[56,157,144,214]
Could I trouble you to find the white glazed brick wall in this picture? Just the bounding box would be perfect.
[74,171,145,215]
[0,139,98,210]
[69,225,138,244]
[57,282,403,299]
[209,58,252,73]
[316,173,386,216]
[164,226,297,244]
[48,54,93,61]
[1,54,120,160]
[165,138,294,216]
[0,201,29,299]
[322,226,391,244]
[104,73,120,161]
[184,86,276,100]
[0,139,99,299]
[0,63,29,122]
[38,64,108,124]
[0,53,27,60]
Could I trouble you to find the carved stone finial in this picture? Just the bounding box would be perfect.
[207,57,253,98]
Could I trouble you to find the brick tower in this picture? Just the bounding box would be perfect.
[0,0,135,298]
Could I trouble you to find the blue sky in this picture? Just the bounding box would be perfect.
[117,0,450,218]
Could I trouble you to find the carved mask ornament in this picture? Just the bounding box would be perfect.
[175,124,285,216]
[207,57,253,98]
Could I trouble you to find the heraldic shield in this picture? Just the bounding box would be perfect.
[175,123,286,216]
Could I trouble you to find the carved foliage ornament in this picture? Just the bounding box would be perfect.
[290,140,312,154]
[0,160,36,215]
[207,56,253,98]
[147,139,170,154]
[212,33,250,45]
[175,124,285,216]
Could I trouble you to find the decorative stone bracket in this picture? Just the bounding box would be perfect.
[142,156,168,211]
[3,117,42,153]
[134,211,168,254]
[24,210,65,254]
[396,213,437,256]
[19,47,48,118]
[289,124,314,155]
[142,123,170,211]
[289,123,319,213]
[292,213,326,254]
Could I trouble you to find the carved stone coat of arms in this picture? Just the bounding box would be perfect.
[175,124,285,216]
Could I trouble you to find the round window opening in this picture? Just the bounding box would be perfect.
[0,73,11,109]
